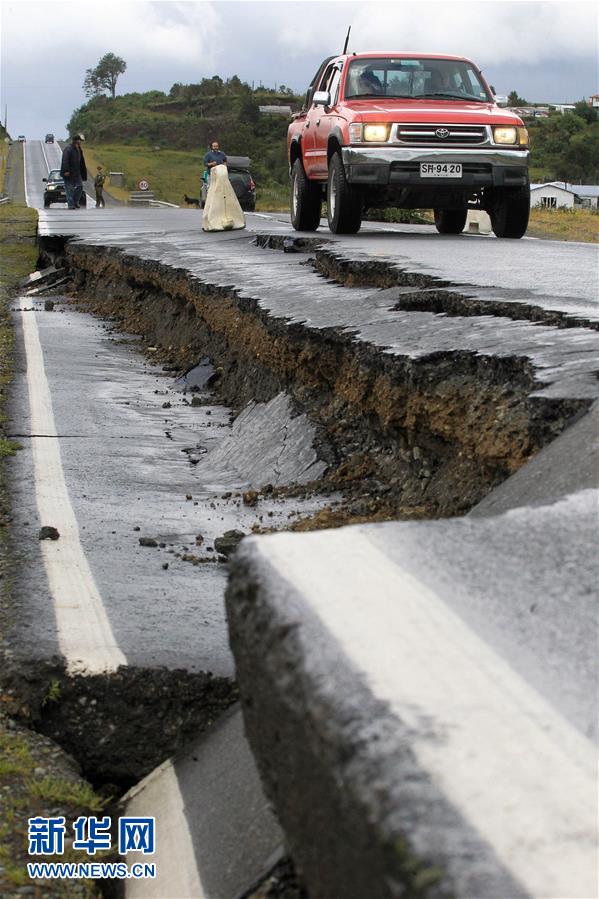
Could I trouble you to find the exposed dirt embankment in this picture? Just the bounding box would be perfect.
[2,659,238,788]
[55,240,585,519]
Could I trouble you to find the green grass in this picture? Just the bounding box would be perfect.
[0,148,7,195]
[87,142,290,210]
[0,438,21,458]
[27,775,105,810]
[87,143,209,204]
[0,206,38,429]
[528,206,599,243]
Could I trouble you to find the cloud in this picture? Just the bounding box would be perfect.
[1,0,595,135]
[1,1,220,69]
[276,1,598,67]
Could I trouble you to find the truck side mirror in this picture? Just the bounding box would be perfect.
[313,91,331,107]
[42,178,47,182]
[494,95,509,108]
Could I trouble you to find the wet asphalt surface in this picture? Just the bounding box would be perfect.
[8,295,326,672]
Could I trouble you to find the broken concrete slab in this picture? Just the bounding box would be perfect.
[121,705,284,899]
[195,393,328,489]
[226,491,597,899]
[19,264,61,287]
[26,276,70,296]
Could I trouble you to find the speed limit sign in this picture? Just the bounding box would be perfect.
[138,179,150,191]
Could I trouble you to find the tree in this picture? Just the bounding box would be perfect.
[507,89,527,106]
[239,95,260,125]
[83,53,127,99]
[574,100,597,125]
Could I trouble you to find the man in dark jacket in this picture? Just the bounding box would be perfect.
[60,135,87,209]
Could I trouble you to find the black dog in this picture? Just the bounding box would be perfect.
[183,193,200,207]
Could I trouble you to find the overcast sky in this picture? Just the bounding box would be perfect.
[1,0,597,137]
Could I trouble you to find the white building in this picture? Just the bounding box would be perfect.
[258,105,293,116]
[575,185,599,208]
[552,104,577,115]
[530,182,599,209]
[530,182,576,208]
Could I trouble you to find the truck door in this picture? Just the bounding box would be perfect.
[303,63,340,179]
[311,64,343,177]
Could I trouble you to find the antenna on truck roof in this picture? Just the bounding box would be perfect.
[342,25,351,54]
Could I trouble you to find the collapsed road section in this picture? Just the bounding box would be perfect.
[6,205,598,897]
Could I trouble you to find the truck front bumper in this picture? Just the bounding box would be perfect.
[341,146,529,188]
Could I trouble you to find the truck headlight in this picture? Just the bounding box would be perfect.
[493,126,518,144]
[363,124,390,142]
[518,127,529,146]
[348,123,363,142]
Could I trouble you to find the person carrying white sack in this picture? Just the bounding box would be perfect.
[202,163,246,232]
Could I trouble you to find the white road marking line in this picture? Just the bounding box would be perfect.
[261,529,597,899]
[40,139,51,173]
[19,298,126,673]
[124,763,205,898]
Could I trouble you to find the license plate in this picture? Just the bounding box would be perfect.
[420,163,462,178]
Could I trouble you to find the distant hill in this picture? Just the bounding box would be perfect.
[67,75,303,188]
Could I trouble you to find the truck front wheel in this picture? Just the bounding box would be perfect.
[434,208,468,234]
[290,159,322,231]
[327,153,362,234]
[489,186,530,239]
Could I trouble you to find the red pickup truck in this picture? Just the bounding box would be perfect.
[288,52,530,238]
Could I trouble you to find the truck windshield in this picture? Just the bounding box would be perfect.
[345,58,491,102]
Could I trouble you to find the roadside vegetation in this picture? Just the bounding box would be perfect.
[527,206,598,242]
[0,122,10,194]
[527,103,598,184]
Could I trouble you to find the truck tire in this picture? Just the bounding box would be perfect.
[290,159,321,231]
[434,208,467,234]
[490,186,530,239]
[43,199,51,208]
[327,153,362,234]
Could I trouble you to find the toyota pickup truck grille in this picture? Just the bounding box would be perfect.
[394,124,488,145]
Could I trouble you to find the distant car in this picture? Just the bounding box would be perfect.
[42,168,87,208]
[17,135,26,142]
[45,133,55,143]
[201,155,256,211]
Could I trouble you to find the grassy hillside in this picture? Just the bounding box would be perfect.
[69,76,302,195]
[83,142,289,210]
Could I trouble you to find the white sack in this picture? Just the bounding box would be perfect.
[202,164,246,232]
